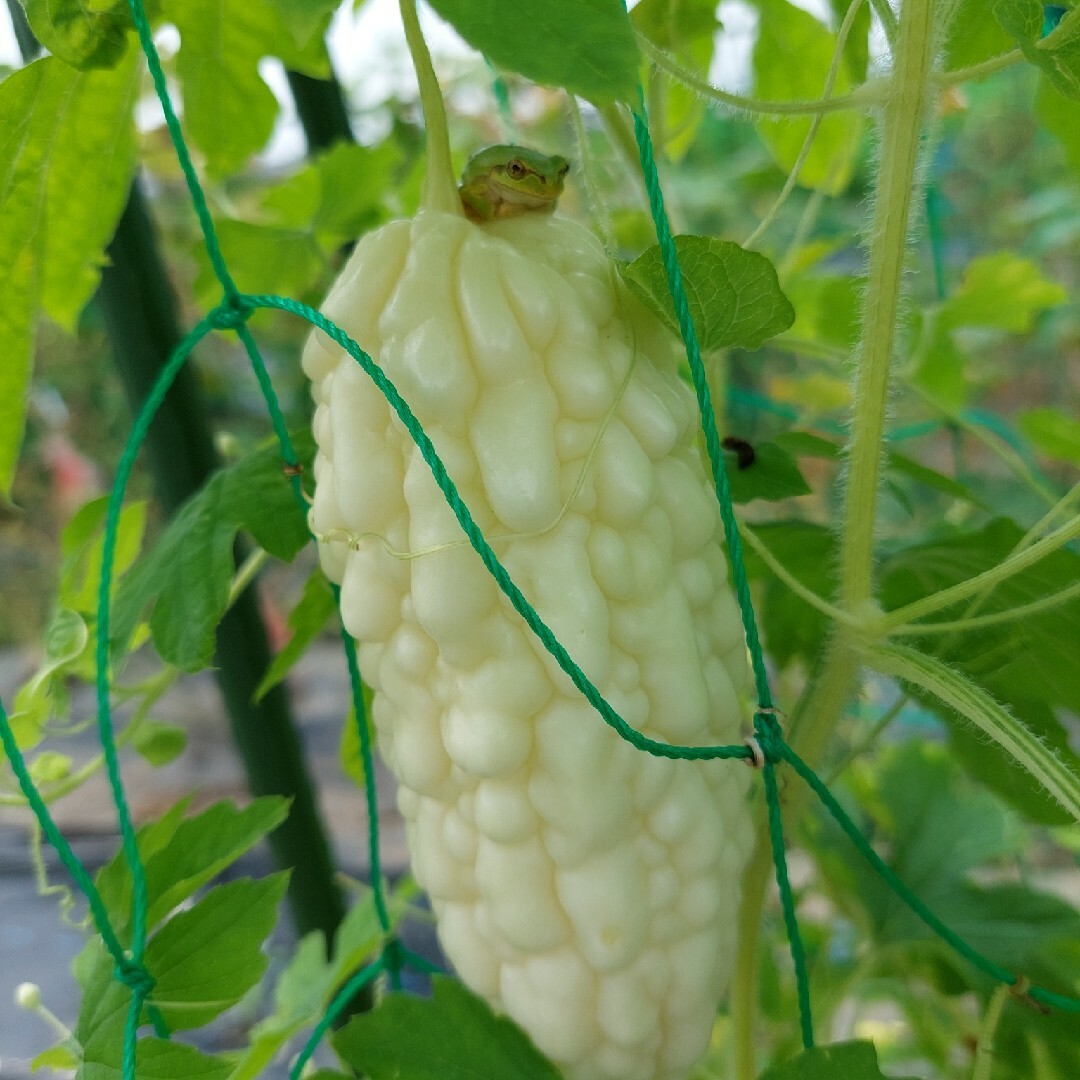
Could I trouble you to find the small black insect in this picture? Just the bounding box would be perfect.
[721,436,756,470]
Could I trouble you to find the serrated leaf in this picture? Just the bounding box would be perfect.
[257,139,400,235]
[622,235,794,350]
[256,570,337,700]
[76,948,234,1080]
[334,976,563,1080]
[163,0,327,176]
[0,53,138,494]
[128,1039,234,1080]
[146,875,288,1030]
[232,892,396,1080]
[751,0,866,194]
[95,797,290,936]
[59,497,147,613]
[814,744,1080,974]
[132,719,188,766]
[724,440,811,503]
[426,0,639,105]
[111,435,312,671]
[942,252,1067,332]
[995,0,1080,100]
[757,1040,919,1079]
[21,0,130,70]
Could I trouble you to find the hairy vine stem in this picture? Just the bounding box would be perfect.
[731,1,940,1073]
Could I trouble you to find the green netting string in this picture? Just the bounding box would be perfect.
[1,7,1076,1080]
[628,89,815,1043]
[484,57,517,141]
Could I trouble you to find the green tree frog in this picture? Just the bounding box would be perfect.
[458,145,570,222]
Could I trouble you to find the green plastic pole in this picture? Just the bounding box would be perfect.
[286,70,354,152]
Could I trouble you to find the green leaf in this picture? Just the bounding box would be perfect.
[339,700,377,788]
[334,976,563,1080]
[757,1040,918,1079]
[944,0,1015,69]
[266,0,340,46]
[74,947,236,1080]
[76,946,233,1080]
[995,0,1080,99]
[724,440,811,503]
[908,314,969,411]
[885,450,986,507]
[0,53,138,495]
[622,236,794,350]
[95,797,290,936]
[7,605,91,748]
[29,750,72,783]
[59,497,147,613]
[257,140,399,240]
[941,252,1067,332]
[111,435,312,671]
[881,518,1080,719]
[21,0,130,70]
[129,1039,234,1080]
[256,570,337,700]
[813,744,1080,976]
[741,520,835,667]
[633,0,720,160]
[31,1044,80,1072]
[146,875,289,1030]
[425,0,640,105]
[1037,74,1080,171]
[827,0,871,81]
[132,719,188,766]
[232,892,395,1080]
[195,220,325,305]
[750,0,866,194]
[1017,407,1080,465]
[163,0,327,176]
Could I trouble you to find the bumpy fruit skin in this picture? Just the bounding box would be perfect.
[303,210,753,1080]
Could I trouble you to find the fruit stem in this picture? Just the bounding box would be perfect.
[400,0,461,215]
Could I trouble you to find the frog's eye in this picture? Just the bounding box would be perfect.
[506,159,528,179]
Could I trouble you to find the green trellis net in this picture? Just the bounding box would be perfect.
[1,3,1078,1080]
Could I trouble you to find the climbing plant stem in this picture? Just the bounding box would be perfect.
[840,0,936,611]
[400,0,459,215]
[732,3,938,1073]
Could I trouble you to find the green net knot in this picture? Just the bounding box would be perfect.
[207,295,255,332]
[114,955,156,999]
[748,708,786,768]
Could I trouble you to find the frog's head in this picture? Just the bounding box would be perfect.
[461,145,570,217]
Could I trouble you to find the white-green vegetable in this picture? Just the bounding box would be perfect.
[303,206,753,1080]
